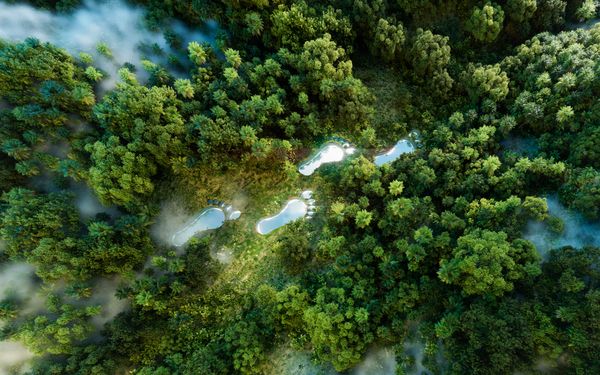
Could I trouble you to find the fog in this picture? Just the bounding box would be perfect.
[88,278,128,329]
[35,140,70,159]
[0,263,39,375]
[0,263,41,311]
[151,200,195,249]
[0,0,217,90]
[0,341,33,375]
[350,348,396,375]
[71,182,120,220]
[28,170,61,193]
[213,246,234,264]
[525,195,600,258]
[501,137,539,157]
[402,340,433,375]
[26,177,120,221]
[271,350,336,375]
[271,347,397,375]
[0,99,9,110]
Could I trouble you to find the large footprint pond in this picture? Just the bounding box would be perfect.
[299,142,355,176]
[171,208,226,247]
[256,199,308,235]
[374,139,415,166]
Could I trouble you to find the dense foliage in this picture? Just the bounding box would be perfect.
[1,0,600,374]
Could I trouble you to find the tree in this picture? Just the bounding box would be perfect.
[85,136,156,208]
[78,215,153,277]
[532,0,566,31]
[303,287,372,371]
[438,297,552,374]
[285,34,373,129]
[185,34,372,166]
[463,64,510,103]
[269,2,354,52]
[536,247,600,373]
[0,155,24,193]
[575,0,597,20]
[410,29,451,78]
[438,229,540,296]
[569,126,600,169]
[466,3,505,43]
[556,105,574,126]
[0,187,151,282]
[0,38,93,110]
[506,0,538,22]
[0,188,79,259]
[0,39,94,178]
[276,221,312,272]
[244,12,263,36]
[86,77,187,208]
[174,79,194,99]
[559,167,600,219]
[409,28,453,96]
[11,294,100,355]
[371,18,405,62]
[355,209,373,229]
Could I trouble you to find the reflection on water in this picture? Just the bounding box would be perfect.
[256,191,315,235]
[374,135,417,167]
[299,142,356,176]
[171,207,225,247]
[171,203,241,247]
[256,199,307,235]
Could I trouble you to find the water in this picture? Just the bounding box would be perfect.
[226,206,242,220]
[171,208,226,247]
[374,138,416,167]
[256,191,315,235]
[256,199,308,235]
[299,142,356,176]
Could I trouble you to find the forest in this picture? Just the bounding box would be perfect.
[0,0,600,374]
